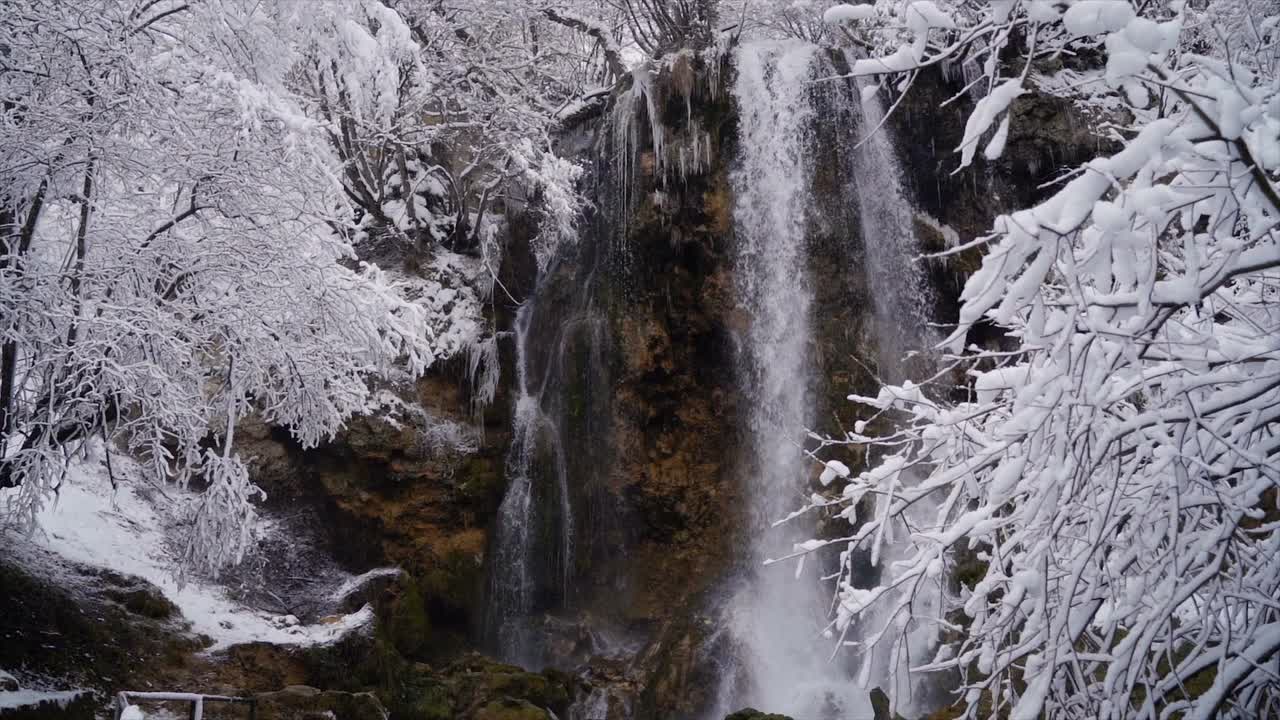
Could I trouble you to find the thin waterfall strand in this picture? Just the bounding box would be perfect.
[849,78,945,715]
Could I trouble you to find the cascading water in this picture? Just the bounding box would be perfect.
[845,75,946,713]
[486,295,576,668]
[709,41,870,720]
[485,38,943,717]
[851,81,936,380]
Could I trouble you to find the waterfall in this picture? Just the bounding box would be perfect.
[486,294,577,668]
[846,78,946,714]
[710,40,871,720]
[851,83,936,382]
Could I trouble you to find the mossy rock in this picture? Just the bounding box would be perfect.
[254,686,387,720]
[104,585,178,620]
[473,671,568,712]
[0,560,204,692]
[393,670,455,720]
[418,543,484,618]
[455,457,505,510]
[723,709,794,720]
[388,578,431,657]
[447,654,572,717]
[472,698,551,720]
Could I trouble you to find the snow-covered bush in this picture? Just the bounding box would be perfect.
[805,2,1280,718]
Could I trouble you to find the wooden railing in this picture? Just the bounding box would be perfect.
[113,691,256,720]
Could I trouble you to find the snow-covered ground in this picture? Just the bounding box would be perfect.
[0,689,87,711]
[2,448,376,652]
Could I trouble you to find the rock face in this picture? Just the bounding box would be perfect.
[0,551,208,695]
[223,49,1115,720]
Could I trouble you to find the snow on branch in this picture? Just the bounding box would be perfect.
[802,1,1280,719]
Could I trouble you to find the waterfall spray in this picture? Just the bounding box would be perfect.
[710,40,871,720]
[847,75,946,714]
[486,295,577,668]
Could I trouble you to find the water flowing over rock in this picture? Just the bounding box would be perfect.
[2,27,1118,720]
[706,40,869,720]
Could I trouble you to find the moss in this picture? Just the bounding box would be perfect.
[441,654,573,717]
[388,578,432,658]
[105,586,177,620]
[419,544,483,620]
[472,698,552,720]
[255,687,388,720]
[384,665,456,720]
[475,671,569,712]
[456,456,504,509]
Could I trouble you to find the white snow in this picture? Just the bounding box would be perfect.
[0,690,85,711]
[3,449,375,652]
[120,705,147,720]
[1062,1,1135,37]
[823,4,877,24]
[329,566,404,604]
[819,460,851,486]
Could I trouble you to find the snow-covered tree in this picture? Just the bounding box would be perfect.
[299,0,603,259]
[803,1,1280,718]
[0,0,655,575]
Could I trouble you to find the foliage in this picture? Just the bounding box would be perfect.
[801,2,1280,719]
[0,0,607,576]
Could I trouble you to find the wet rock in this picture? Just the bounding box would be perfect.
[304,374,505,639]
[254,685,387,720]
[446,654,572,717]
[0,671,17,692]
[869,687,910,720]
[103,585,177,620]
[473,698,552,720]
[0,553,207,695]
[723,709,794,720]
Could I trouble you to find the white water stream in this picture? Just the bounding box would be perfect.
[711,40,871,720]
[711,41,941,719]
[487,299,575,667]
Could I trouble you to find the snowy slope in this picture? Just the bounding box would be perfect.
[2,448,375,652]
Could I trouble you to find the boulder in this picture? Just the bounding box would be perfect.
[472,699,551,720]
[723,709,793,720]
[254,686,387,720]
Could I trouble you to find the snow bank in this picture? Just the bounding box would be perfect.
[0,690,86,711]
[329,566,404,605]
[5,451,375,652]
